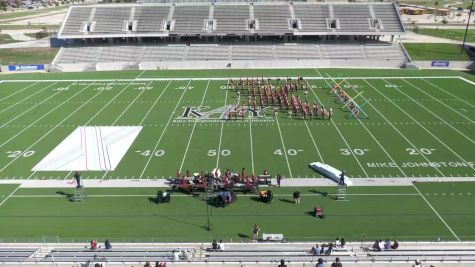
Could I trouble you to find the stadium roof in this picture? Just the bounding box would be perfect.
[58,2,405,39]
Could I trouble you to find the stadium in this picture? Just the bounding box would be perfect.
[0,0,474,265]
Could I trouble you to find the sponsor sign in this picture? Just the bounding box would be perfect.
[8,64,45,71]
[431,61,450,67]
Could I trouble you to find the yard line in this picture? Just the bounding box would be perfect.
[216,80,229,169]
[338,79,409,177]
[363,80,446,177]
[0,81,39,103]
[0,184,21,208]
[375,80,475,173]
[412,183,461,242]
[139,81,172,125]
[0,82,60,129]
[312,69,369,177]
[139,80,192,178]
[422,78,475,109]
[249,115,255,173]
[274,115,293,178]
[403,79,475,124]
[111,80,154,125]
[179,80,210,171]
[394,79,475,145]
[303,120,324,164]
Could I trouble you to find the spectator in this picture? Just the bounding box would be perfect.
[335,237,341,247]
[384,239,392,250]
[212,239,218,250]
[278,259,287,267]
[310,246,316,255]
[378,240,384,251]
[218,240,225,251]
[155,262,160,267]
[104,239,112,250]
[172,250,180,261]
[144,262,152,267]
[315,244,321,255]
[331,257,342,267]
[413,259,423,267]
[391,240,399,249]
[340,236,346,248]
[252,224,260,242]
[90,240,97,250]
[372,240,381,251]
[316,258,325,267]
[325,243,334,255]
[293,189,301,204]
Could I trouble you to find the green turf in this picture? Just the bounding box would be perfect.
[0,6,67,21]
[403,43,472,61]
[413,28,475,43]
[0,24,60,30]
[0,47,59,65]
[0,71,474,180]
[0,184,472,242]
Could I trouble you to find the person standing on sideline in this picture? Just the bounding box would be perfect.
[74,171,81,188]
[293,189,301,204]
[252,224,260,242]
[276,174,282,187]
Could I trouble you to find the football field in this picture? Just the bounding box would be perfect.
[0,69,474,180]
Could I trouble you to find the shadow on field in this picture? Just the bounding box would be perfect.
[56,191,74,199]
[279,198,294,204]
[309,189,329,198]
[238,233,251,239]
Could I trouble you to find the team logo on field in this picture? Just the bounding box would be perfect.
[175,104,273,122]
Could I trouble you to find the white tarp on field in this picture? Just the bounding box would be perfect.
[33,126,142,171]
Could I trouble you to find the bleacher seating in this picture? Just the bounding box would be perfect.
[293,4,331,32]
[61,7,92,35]
[333,4,374,32]
[171,5,209,34]
[213,4,250,34]
[275,44,321,59]
[253,4,291,34]
[320,44,364,59]
[134,6,170,32]
[92,7,131,34]
[372,3,405,32]
[58,2,405,38]
[0,247,36,262]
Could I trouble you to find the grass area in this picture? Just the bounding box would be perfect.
[0,33,19,44]
[0,47,59,65]
[413,28,475,43]
[0,183,473,242]
[403,43,471,60]
[0,24,60,30]
[0,6,67,21]
[24,31,54,39]
[0,74,473,180]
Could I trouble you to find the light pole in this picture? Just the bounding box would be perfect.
[461,0,475,54]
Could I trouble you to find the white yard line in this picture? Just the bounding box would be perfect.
[0,82,86,150]
[312,69,369,177]
[377,79,475,173]
[339,79,408,178]
[0,82,60,129]
[0,184,21,208]
[423,78,475,109]
[403,79,475,124]
[363,80,446,177]
[0,76,460,83]
[216,80,229,169]
[394,79,475,145]
[412,183,461,242]
[0,81,39,104]
[139,81,173,125]
[303,120,324,164]
[179,80,210,171]
[274,115,293,178]
[139,80,192,178]
[249,115,255,173]
[9,193,421,198]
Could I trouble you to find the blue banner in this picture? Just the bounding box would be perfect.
[431,61,450,67]
[8,64,45,71]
